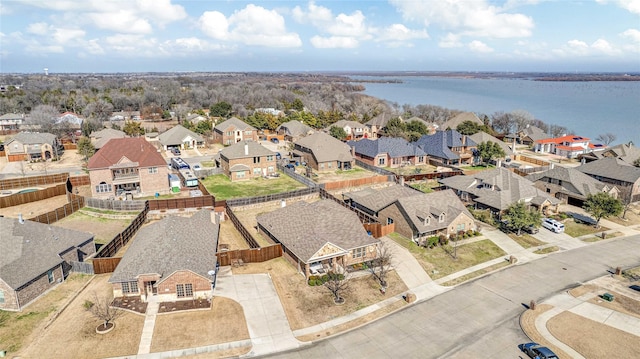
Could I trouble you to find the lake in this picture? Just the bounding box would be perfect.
[354,76,640,145]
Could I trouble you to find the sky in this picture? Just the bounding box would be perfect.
[0,0,639,73]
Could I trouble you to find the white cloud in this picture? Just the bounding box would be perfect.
[136,0,187,26]
[555,38,624,57]
[596,0,640,15]
[389,0,534,39]
[88,10,153,34]
[310,36,359,49]
[27,22,50,36]
[621,28,640,43]
[439,33,463,48]
[591,39,621,55]
[53,28,86,44]
[468,40,494,53]
[375,24,429,43]
[198,5,301,48]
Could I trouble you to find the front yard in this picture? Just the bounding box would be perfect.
[388,233,507,280]
[202,173,305,200]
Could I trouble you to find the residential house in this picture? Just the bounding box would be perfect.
[0,216,95,311]
[213,117,258,145]
[469,131,514,161]
[87,137,170,199]
[506,125,548,147]
[365,113,393,138]
[110,111,141,122]
[527,166,619,207]
[158,125,205,150]
[293,132,354,171]
[218,141,277,181]
[441,112,484,131]
[255,108,285,117]
[406,117,438,134]
[4,132,61,162]
[534,134,595,158]
[580,142,640,164]
[90,128,127,150]
[439,167,560,215]
[257,200,379,278]
[185,113,209,124]
[109,210,219,302]
[56,112,84,130]
[413,130,477,165]
[0,113,24,131]
[347,137,428,168]
[577,157,640,203]
[276,120,314,142]
[327,120,370,140]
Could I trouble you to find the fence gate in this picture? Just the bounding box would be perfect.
[70,261,95,275]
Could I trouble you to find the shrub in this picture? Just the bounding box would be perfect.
[314,279,323,286]
[83,300,94,310]
[438,234,448,246]
[308,279,316,286]
[427,236,438,248]
[321,274,329,283]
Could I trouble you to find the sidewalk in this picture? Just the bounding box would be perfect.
[137,301,159,355]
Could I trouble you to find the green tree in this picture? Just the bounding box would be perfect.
[502,202,541,236]
[77,137,95,161]
[456,120,483,135]
[123,121,145,136]
[329,126,348,141]
[476,141,506,166]
[195,120,213,134]
[406,120,428,135]
[210,101,232,118]
[583,192,623,228]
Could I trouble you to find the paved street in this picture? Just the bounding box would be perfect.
[265,234,640,359]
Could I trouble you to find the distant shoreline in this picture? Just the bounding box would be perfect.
[342,71,640,82]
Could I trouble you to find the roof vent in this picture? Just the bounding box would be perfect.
[18,213,24,224]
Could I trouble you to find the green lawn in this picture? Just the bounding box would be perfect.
[408,180,441,193]
[388,233,507,280]
[201,173,306,200]
[563,220,609,237]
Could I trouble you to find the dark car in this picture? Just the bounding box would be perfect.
[520,342,558,359]
[270,138,279,144]
[630,285,640,292]
[524,225,539,234]
[284,164,295,170]
[171,147,181,155]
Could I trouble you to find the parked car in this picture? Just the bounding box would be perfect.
[523,225,539,234]
[629,285,640,292]
[171,147,181,155]
[284,164,295,170]
[527,346,559,359]
[192,163,201,170]
[270,138,279,144]
[519,342,540,355]
[542,218,565,233]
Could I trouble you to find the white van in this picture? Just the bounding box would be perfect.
[542,218,565,233]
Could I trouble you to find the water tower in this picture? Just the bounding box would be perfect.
[43,68,49,76]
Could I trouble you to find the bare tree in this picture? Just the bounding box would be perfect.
[88,292,123,329]
[323,272,349,304]
[596,133,617,145]
[29,104,59,133]
[511,110,534,133]
[83,99,114,124]
[368,242,392,288]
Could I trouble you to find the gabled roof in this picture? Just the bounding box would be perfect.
[469,131,513,156]
[277,120,313,137]
[343,185,419,213]
[585,143,640,164]
[109,210,219,283]
[214,117,256,132]
[0,217,94,289]
[526,166,611,199]
[396,189,474,234]
[0,113,24,120]
[536,134,590,145]
[413,130,476,160]
[439,167,559,211]
[366,113,393,127]
[219,140,275,160]
[5,132,56,145]
[56,112,84,125]
[158,125,204,146]
[577,157,640,184]
[442,112,483,130]
[90,128,127,149]
[294,132,353,163]
[347,137,426,159]
[256,200,378,263]
[520,126,548,141]
[87,137,166,169]
[328,120,366,131]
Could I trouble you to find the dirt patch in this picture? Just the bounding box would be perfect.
[548,311,640,358]
[112,296,148,314]
[18,274,145,359]
[588,290,640,319]
[0,194,70,218]
[158,298,211,314]
[151,296,250,353]
[232,257,408,331]
[519,304,572,359]
[219,218,251,250]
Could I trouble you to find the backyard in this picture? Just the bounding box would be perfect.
[388,233,507,280]
[201,173,305,200]
[53,210,132,245]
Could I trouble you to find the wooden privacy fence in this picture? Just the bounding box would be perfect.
[0,183,67,208]
[322,175,390,191]
[70,261,95,275]
[147,195,215,211]
[319,188,379,224]
[29,195,85,224]
[226,206,260,248]
[225,187,317,207]
[516,154,550,166]
[216,245,283,266]
[85,197,147,211]
[68,175,90,187]
[0,173,69,190]
[92,257,122,274]
[96,203,149,258]
[402,170,463,182]
[363,222,395,238]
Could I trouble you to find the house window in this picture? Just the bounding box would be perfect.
[328,162,332,168]
[47,270,54,283]
[176,284,193,298]
[0,290,4,303]
[96,182,112,193]
[378,158,385,165]
[236,171,246,179]
[439,214,445,222]
[418,156,424,162]
[122,282,129,293]
[148,167,158,174]
[456,224,465,232]
[387,218,394,225]
[253,157,261,163]
[130,281,139,293]
[268,166,274,173]
[122,281,139,294]
[253,167,262,175]
[226,131,232,136]
[267,155,274,161]
[352,247,366,258]
[244,131,252,135]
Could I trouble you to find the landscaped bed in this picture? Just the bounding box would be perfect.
[158,298,211,313]
[388,233,507,280]
[201,173,305,200]
[112,296,148,314]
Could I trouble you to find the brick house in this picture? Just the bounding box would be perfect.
[276,120,314,142]
[577,157,640,203]
[158,124,205,150]
[109,210,219,302]
[212,117,258,145]
[0,216,95,311]
[413,130,477,165]
[257,200,379,278]
[0,113,24,131]
[325,120,370,140]
[87,137,170,199]
[347,137,428,168]
[292,132,354,171]
[344,185,476,242]
[4,132,61,162]
[218,141,277,181]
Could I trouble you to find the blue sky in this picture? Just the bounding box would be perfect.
[1,0,639,73]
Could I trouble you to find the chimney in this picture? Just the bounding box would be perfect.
[244,142,249,156]
[210,211,217,224]
[351,146,355,157]
[18,213,24,224]
[281,199,286,208]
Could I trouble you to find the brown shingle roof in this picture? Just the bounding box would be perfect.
[87,137,166,169]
